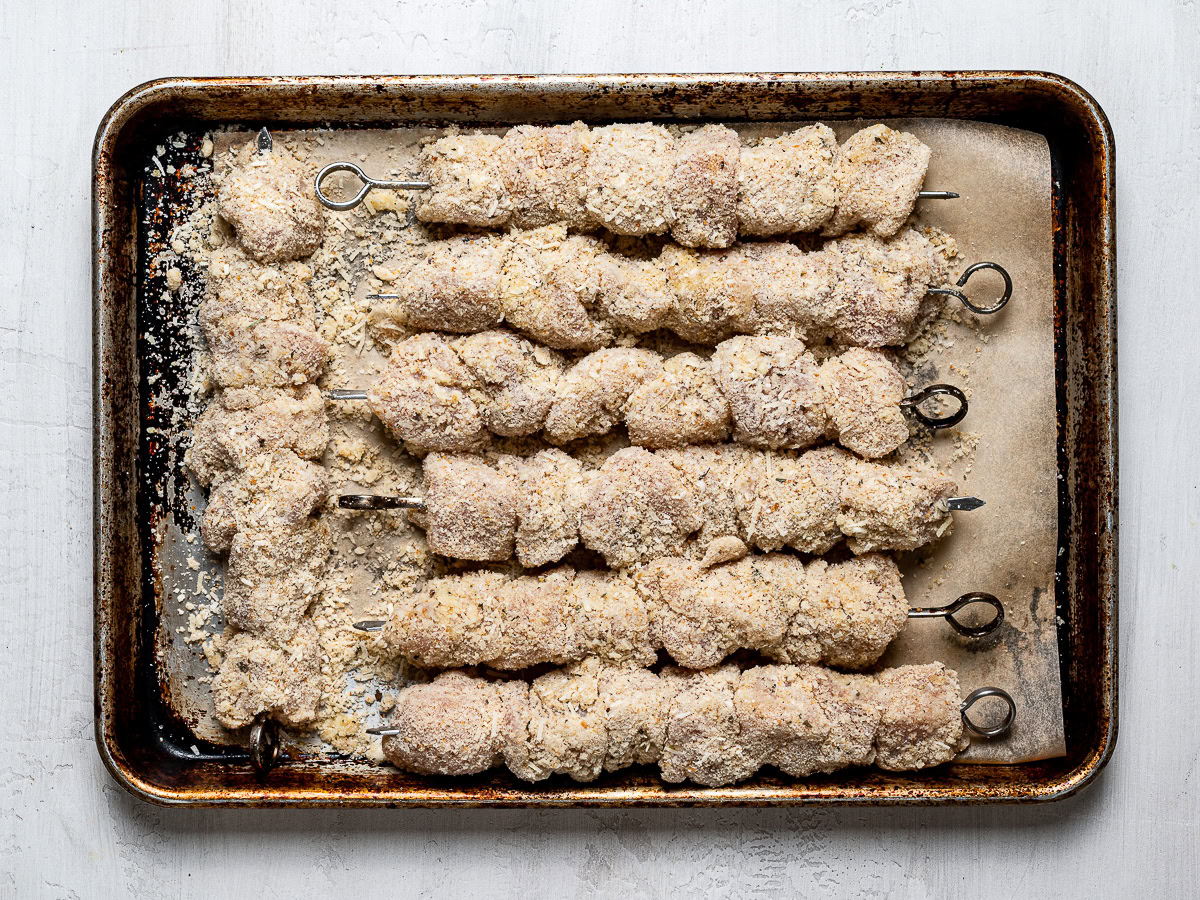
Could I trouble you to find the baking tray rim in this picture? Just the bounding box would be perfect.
[93,70,1117,807]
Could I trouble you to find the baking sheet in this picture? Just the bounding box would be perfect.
[158,116,1063,767]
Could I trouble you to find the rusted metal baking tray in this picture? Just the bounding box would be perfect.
[93,73,1116,807]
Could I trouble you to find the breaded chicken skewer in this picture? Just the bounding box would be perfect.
[186,133,335,743]
[369,660,1015,786]
[313,122,956,247]
[331,331,965,460]
[213,129,1003,355]
[365,226,1008,353]
[339,445,982,569]
[354,553,1003,672]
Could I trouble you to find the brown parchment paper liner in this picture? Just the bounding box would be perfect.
[170,119,1062,766]
[875,119,1063,764]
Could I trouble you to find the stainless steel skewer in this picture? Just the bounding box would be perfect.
[352,590,1003,638]
[338,492,984,515]
[329,383,970,431]
[313,159,958,212]
[364,255,1012,320]
[315,162,431,211]
[365,683,1017,740]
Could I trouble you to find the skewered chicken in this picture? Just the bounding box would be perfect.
[378,660,971,785]
[349,445,960,568]
[410,122,930,247]
[372,225,947,350]
[361,332,913,459]
[376,552,907,671]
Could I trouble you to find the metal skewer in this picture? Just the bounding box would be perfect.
[364,255,1012,321]
[339,494,426,512]
[907,591,1004,637]
[352,591,1002,638]
[339,491,984,515]
[248,712,281,774]
[329,384,969,431]
[314,159,958,213]
[943,497,985,511]
[315,162,431,211]
[900,384,968,429]
[927,262,1013,315]
[959,687,1017,738]
[367,682,1017,740]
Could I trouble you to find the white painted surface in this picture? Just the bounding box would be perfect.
[1,0,1195,896]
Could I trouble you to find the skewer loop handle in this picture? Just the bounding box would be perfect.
[928,262,1013,315]
[315,162,431,211]
[909,592,1004,637]
[249,712,281,775]
[901,383,968,429]
[960,687,1017,738]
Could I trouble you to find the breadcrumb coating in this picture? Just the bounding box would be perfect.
[726,241,833,341]
[380,670,511,775]
[543,348,663,444]
[513,657,610,782]
[201,450,329,553]
[410,122,932,247]
[499,123,592,230]
[624,352,731,448]
[221,522,331,643]
[732,445,848,555]
[669,124,740,248]
[498,449,587,568]
[385,234,507,334]
[578,448,701,568]
[824,230,949,347]
[217,141,324,263]
[874,663,971,770]
[187,385,328,486]
[203,247,317,327]
[819,347,910,459]
[213,620,322,729]
[598,666,677,771]
[711,335,827,450]
[636,555,796,669]
[372,225,948,351]
[736,125,840,236]
[198,257,328,388]
[421,453,518,562]
[376,552,907,673]
[768,554,908,670]
[660,665,763,786]
[837,455,959,553]
[365,332,914,459]
[382,569,508,669]
[593,252,674,334]
[500,226,612,350]
[585,124,676,236]
[405,446,958,567]
[658,444,752,545]
[825,124,932,239]
[380,661,969,785]
[416,133,512,227]
[563,569,656,666]
[367,333,489,454]
[452,330,565,437]
[660,243,757,344]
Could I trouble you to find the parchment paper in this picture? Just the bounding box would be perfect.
[171,119,1064,764]
[872,119,1063,763]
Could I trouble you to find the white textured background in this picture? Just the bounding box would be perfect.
[2,1,1195,897]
